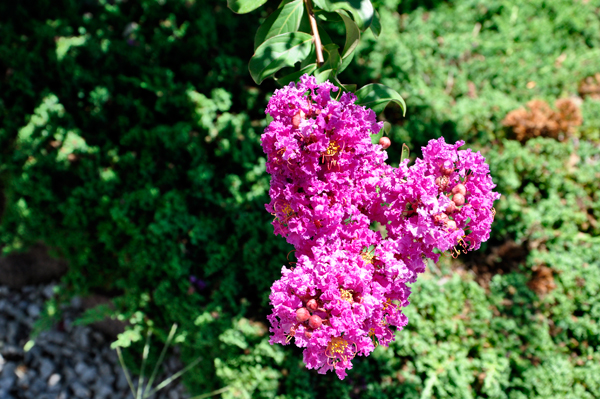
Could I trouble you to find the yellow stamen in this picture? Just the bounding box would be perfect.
[321,141,344,170]
[272,200,296,225]
[325,337,356,367]
[360,248,375,264]
[340,289,353,303]
[325,141,340,156]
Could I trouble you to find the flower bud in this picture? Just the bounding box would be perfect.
[435,176,449,190]
[296,307,310,323]
[447,220,457,230]
[452,193,465,206]
[434,213,449,225]
[451,183,466,196]
[445,201,457,214]
[379,137,391,149]
[292,110,305,130]
[306,299,318,312]
[308,315,322,329]
[304,331,313,338]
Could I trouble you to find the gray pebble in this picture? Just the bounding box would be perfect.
[0,282,189,399]
[42,285,56,299]
[39,358,54,380]
[43,331,65,345]
[0,362,17,390]
[26,304,40,318]
[48,373,61,388]
[93,383,114,399]
[74,361,96,384]
[6,323,20,344]
[69,381,90,398]
[73,328,90,349]
[28,378,46,394]
[0,299,8,312]
[69,297,82,310]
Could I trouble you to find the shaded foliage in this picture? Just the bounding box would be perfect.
[1,0,599,397]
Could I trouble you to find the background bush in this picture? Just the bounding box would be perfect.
[1,0,599,398]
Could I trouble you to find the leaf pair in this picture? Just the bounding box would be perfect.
[248,0,370,85]
[237,0,406,119]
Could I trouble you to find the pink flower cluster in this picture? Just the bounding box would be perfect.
[262,75,500,379]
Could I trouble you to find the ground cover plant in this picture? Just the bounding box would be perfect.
[1,0,599,398]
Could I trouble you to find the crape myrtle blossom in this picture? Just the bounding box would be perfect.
[261,75,500,379]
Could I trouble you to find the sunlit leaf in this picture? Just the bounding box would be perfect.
[338,11,360,58]
[249,32,314,84]
[254,0,304,50]
[355,83,406,116]
[337,11,360,74]
[401,143,410,163]
[313,0,374,31]
[227,0,269,14]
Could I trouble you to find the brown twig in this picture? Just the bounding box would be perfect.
[304,0,324,66]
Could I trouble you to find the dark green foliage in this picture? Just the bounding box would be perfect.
[1,0,599,398]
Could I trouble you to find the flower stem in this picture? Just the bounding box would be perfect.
[304,0,324,66]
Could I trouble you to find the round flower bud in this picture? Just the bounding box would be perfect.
[435,175,449,190]
[296,307,310,323]
[306,299,318,312]
[379,137,391,149]
[445,201,457,214]
[451,183,466,196]
[308,315,322,329]
[447,220,457,230]
[304,331,313,338]
[291,110,305,130]
[452,193,465,206]
[434,213,449,225]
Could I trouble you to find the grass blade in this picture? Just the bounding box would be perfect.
[146,355,204,397]
[116,347,137,398]
[137,328,153,399]
[143,324,178,398]
[188,386,231,399]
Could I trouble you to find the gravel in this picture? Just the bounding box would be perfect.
[0,283,189,399]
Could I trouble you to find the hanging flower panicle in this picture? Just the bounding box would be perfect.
[262,75,500,379]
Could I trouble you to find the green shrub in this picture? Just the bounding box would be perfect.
[1,0,599,397]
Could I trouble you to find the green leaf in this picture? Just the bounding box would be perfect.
[337,11,360,74]
[371,121,390,145]
[370,9,381,37]
[254,0,304,50]
[312,0,374,31]
[276,63,318,86]
[249,32,314,84]
[338,11,360,58]
[355,83,406,116]
[227,0,269,14]
[400,143,410,163]
[314,43,342,83]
